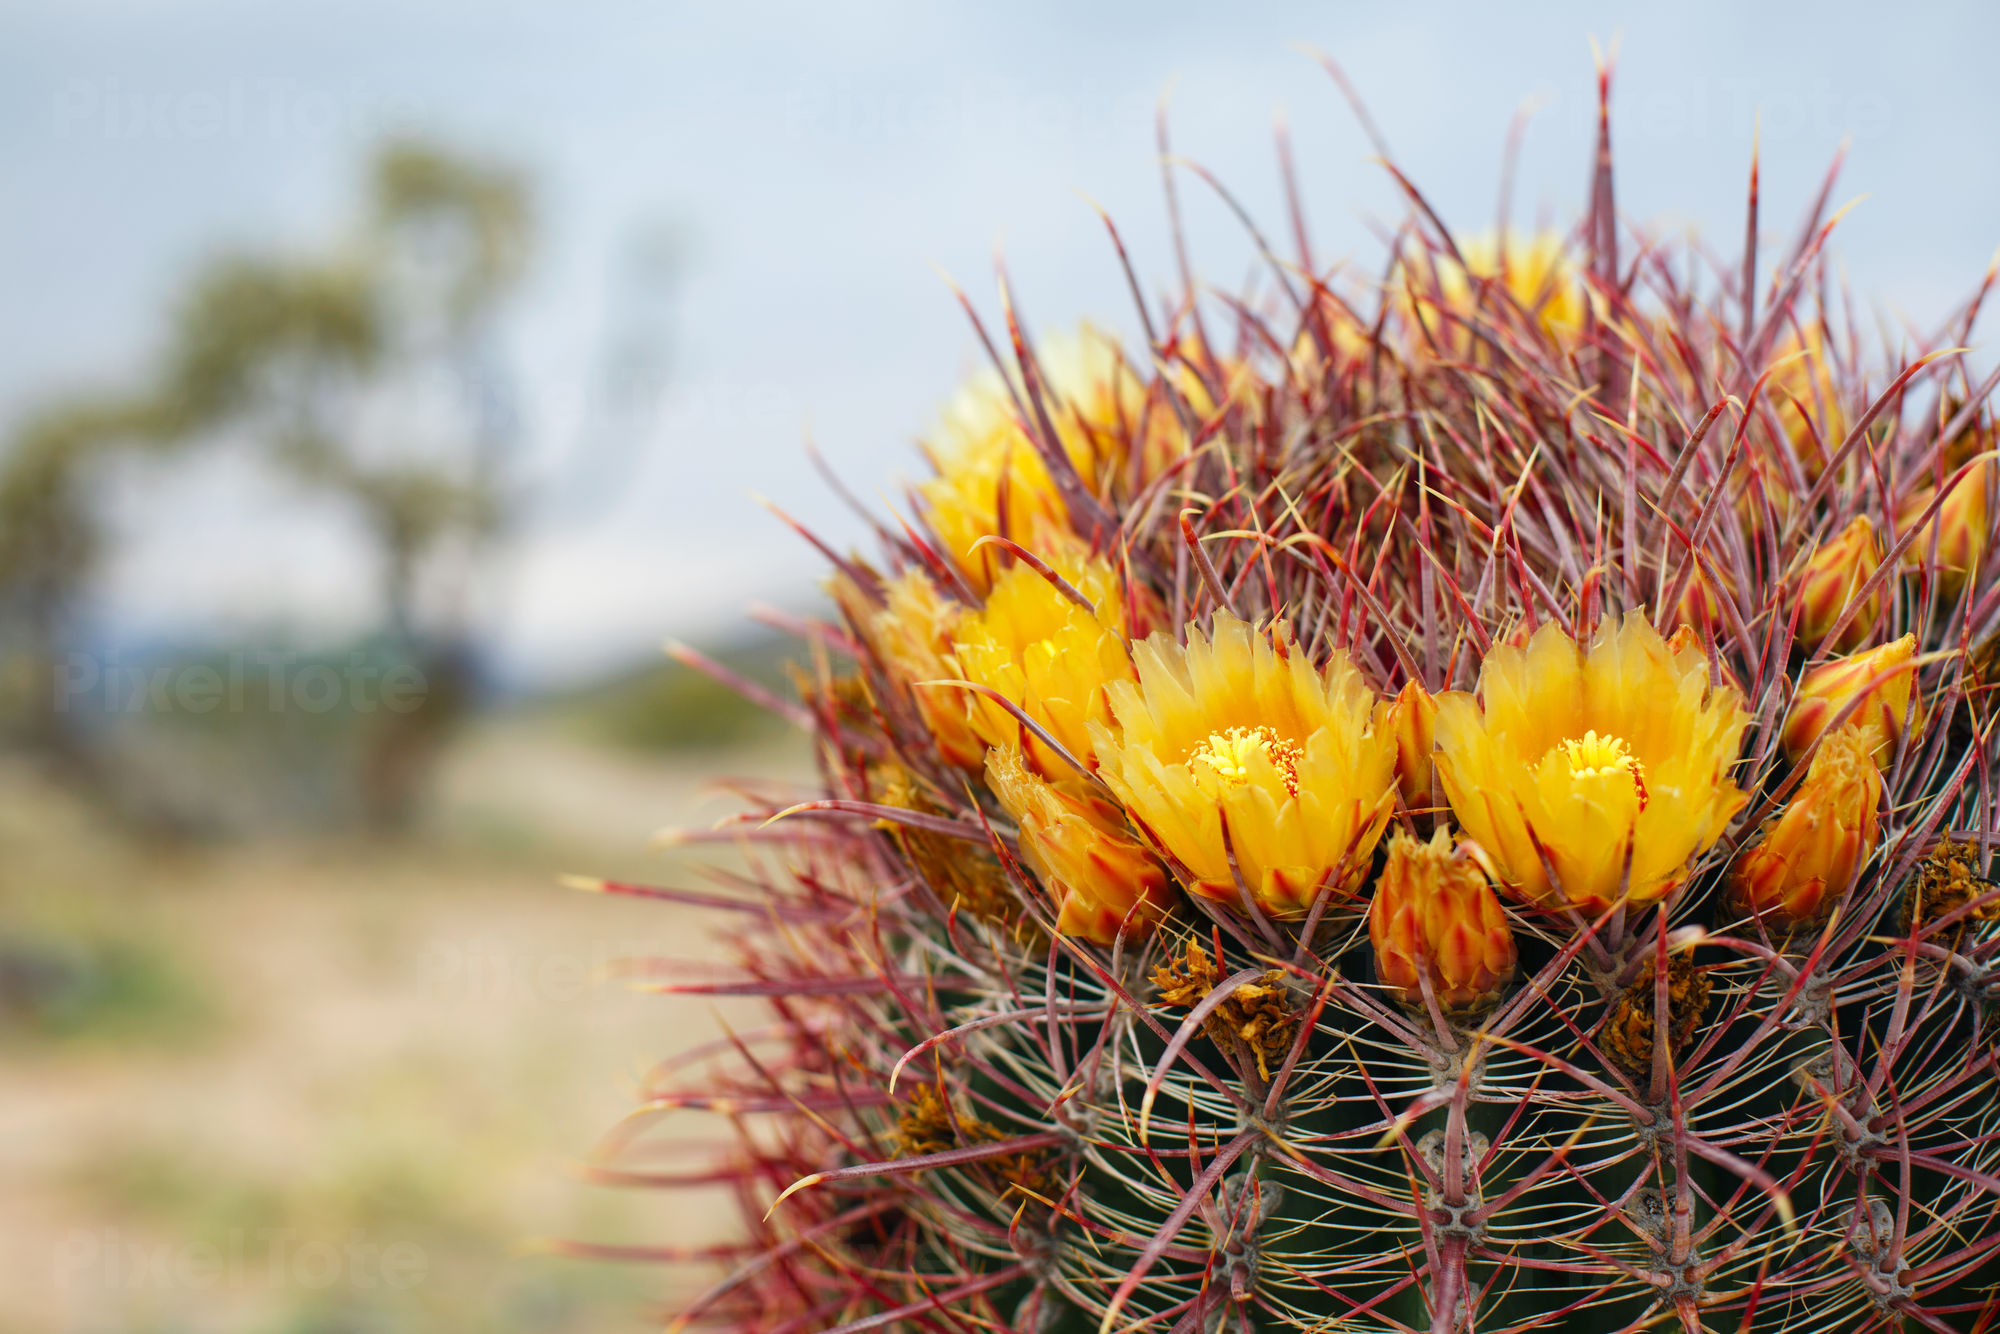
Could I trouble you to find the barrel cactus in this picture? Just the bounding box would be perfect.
[586,69,2000,1334]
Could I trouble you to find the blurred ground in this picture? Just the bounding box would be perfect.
[0,715,814,1334]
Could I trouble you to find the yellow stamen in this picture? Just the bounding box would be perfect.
[1190,725,1303,797]
[1551,730,1649,812]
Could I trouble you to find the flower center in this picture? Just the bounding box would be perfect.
[1550,730,1648,811]
[1190,725,1302,797]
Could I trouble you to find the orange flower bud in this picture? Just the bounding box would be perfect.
[1794,515,1883,651]
[985,745,1174,944]
[1379,681,1438,813]
[1897,459,1993,590]
[1727,724,1882,932]
[1781,634,1919,768]
[1367,827,1517,1020]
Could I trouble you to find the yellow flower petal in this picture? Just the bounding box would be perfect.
[950,555,1135,778]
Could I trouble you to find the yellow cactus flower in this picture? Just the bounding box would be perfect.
[1367,827,1517,1020]
[840,568,984,770]
[1404,230,1587,347]
[1795,515,1884,650]
[950,556,1135,780]
[1145,333,1243,479]
[1432,614,1750,915]
[985,745,1173,945]
[1379,681,1438,814]
[917,423,1081,597]
[1289,290,1376,374]
[1781,634,1918,767]
[917,325,1146,592]
[1090,613,1397,920]
[1727,724,1882,933]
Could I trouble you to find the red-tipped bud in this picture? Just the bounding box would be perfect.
[1674,563,1735,637]
[1379,681,1438,814]
[1781,634,1919,768]
[1794,515,1884,651]
[1368,827,1516,1020]
[985,744,1174,944]
[1898,459,1993,589]
[1728,724,1882,933]
[1665,624,1747,699]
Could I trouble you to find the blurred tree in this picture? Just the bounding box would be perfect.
[161,142,532,831]
[0,399,167,780]
[0,139,536,833]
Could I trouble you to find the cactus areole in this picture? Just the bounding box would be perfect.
[576,67,2000,1334]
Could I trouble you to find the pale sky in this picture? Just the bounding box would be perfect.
[3,0,1996,684]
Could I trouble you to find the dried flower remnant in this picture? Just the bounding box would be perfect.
[1600,954,1712,1078]
[893,1079,988,1158]
[1151,936,1298,1081]
[893,1080,1055,1212]
[1898,839,2000,951]
[869,764,1022,930]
